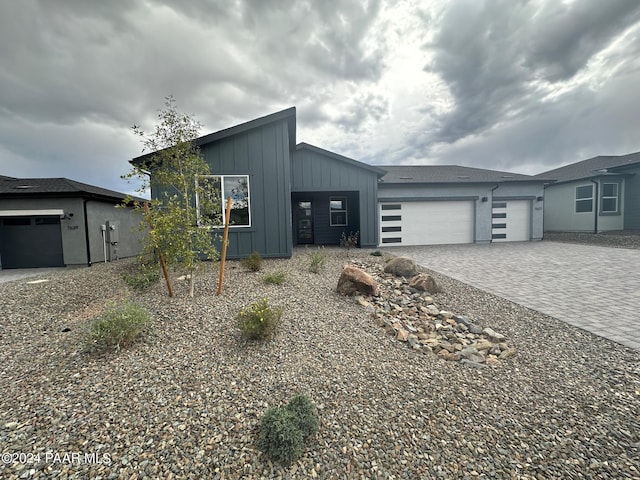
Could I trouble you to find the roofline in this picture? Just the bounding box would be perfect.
[0,191,141,203]
[379,179,553,185]
[0,177,145,203]
[545,171,635,187]
[296,142,387,177]
[131,107,297,165]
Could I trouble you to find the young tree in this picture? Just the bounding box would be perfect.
[123,96,220,297]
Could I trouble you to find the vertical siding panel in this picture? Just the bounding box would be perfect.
[290,147,381,247]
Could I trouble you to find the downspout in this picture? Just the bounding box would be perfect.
[590,179,599,234]
[83,199,92,266]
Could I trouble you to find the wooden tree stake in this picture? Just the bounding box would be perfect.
[217,196,233,295]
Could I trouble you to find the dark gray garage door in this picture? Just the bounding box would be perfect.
[0,216,64,268]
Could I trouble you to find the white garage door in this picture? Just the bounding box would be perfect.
[492,200,531,242]
[380,201,475,246]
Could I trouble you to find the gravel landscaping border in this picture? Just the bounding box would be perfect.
[544,231,640,249]
[1,247,639,479]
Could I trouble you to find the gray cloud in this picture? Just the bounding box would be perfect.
[425,0,640,145]
[0,0,639,193]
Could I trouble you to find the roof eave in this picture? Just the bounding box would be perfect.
[131,107,297,166]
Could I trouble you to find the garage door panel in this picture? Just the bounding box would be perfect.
[492,200,530,242]
[380,201,474,246]
[0,216,64,268]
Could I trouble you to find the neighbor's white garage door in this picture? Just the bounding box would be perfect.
[491,200,531,242]
[380,201,475,246]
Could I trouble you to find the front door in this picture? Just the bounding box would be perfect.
[296,201,313,244]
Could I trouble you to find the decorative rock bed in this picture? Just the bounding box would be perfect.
[345,258,516,367]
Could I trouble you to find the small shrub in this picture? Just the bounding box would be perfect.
[258,407,304,465]
[370,250,383,257]
[87,301,152,351]
[122,258,160,291]
[241,251,263,272]
[340,230,359,257]
[307,247,326,273]
[263,270,287,285]
[236,298,282,340]
[258,394,319,465]
[286,394,319,438]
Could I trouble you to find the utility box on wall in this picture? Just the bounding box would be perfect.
[105,220,120,261]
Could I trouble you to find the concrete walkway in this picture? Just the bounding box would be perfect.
[0,267,67,284]
[386,241,640,352]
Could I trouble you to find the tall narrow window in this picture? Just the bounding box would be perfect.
[329,197,347,226]
[197,175,251,227]
[575,185,593,213]
[601,183,619,213]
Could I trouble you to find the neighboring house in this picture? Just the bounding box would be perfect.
[538,152,640,233]
[378,166,549,245]
[132,107,550,258]
[0,176,145,269]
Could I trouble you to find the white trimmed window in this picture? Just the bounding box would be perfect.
[575,185,593,213]
[601,183,619,213]
[329,197,347,226]
[197,175,251,227]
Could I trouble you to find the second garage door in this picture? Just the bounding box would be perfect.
[380,201,475,246]
[0,216,65,268]
[491,200,531,242]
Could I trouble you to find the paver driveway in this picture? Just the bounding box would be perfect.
[386,241,640,351]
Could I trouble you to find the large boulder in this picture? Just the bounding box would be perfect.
[383,256,418,278]
[337,266,379,296]
[409,273,440,293]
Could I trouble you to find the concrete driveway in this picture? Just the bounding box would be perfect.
[386,241,640,352]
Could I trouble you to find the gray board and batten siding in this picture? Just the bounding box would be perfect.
[291,143,386,248]
[133,107,296,259]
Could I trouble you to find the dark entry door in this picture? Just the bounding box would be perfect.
[0,216,64,268]
[296,201,313,244]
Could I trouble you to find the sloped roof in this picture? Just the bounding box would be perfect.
[0,177,140,202]
[296,143,387,177]
[535,151,640,183]
[379,165,550,184]
[131,107,297,166]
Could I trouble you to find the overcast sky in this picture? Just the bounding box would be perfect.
[1,0,639,195]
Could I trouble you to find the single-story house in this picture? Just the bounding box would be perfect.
[132,107,550,258]
[537,152,640,233]
[0,176,145,269]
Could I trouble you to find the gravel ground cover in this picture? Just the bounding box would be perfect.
[544,231,640,249]
[1,247,639,479]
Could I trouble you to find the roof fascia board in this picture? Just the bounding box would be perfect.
[131,107,297,166]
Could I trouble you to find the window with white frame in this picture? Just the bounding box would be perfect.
[575,185,593,213]
[601,183,619,213]
[197,175,251,227]
[329,197,347,226]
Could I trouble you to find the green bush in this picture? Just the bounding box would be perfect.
[263,270,287,285]
[87,301,152,350]
[370,250,383,257]
[307,247,326,273]
[258,394,319,465]
[258,407,304,465]
[285,394,319,438]
[122,258,160,291]
[236,298,282,340]
[241,251,263,272]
